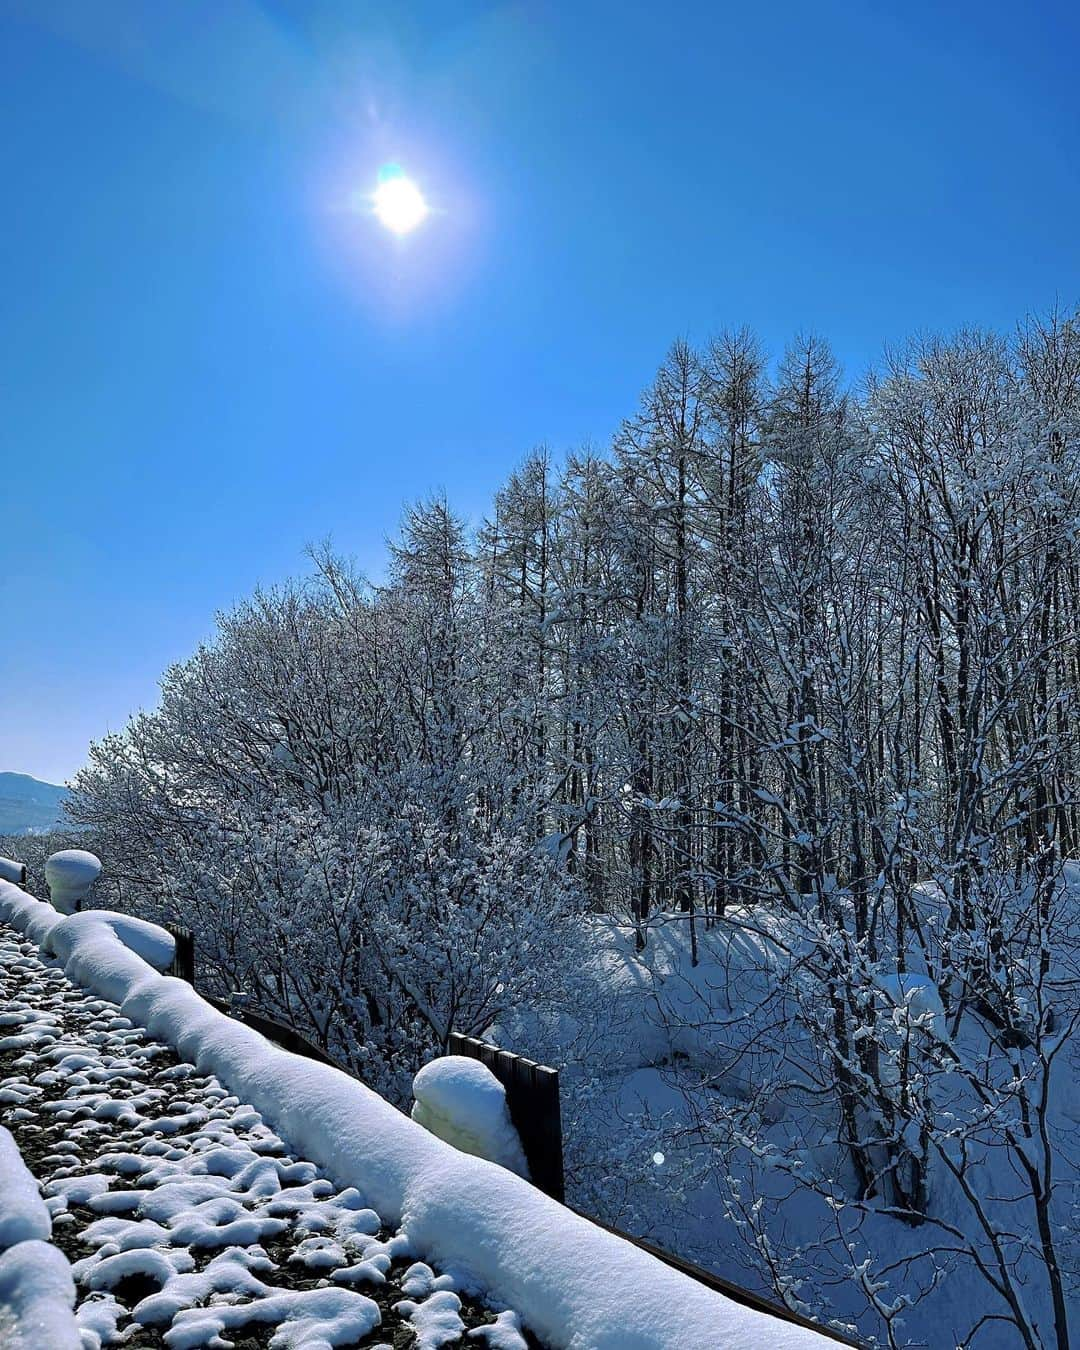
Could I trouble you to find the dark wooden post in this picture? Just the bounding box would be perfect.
[448,1032,565,1202]
[164,924,195,984]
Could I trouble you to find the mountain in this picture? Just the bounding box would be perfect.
[0,773,70,836]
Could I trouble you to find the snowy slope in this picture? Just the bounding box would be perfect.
[508,906,1078,1349]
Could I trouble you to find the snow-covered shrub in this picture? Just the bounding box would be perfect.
[68,550,585,1105]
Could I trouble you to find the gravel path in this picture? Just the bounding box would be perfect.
[0,923,542,1350]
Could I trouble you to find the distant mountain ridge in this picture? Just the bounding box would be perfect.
[0,772,70,836]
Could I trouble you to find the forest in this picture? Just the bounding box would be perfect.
[61,311,1080,1348]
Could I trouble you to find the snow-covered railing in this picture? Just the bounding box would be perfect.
[0,877,838,1348]
[0,857,27,887]
[79,907,857,1343]
[156,927,571,1197]
[144,928,570,1202]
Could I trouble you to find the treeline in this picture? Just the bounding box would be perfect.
[70,310,1080,1067]
[66,309,1080,1345]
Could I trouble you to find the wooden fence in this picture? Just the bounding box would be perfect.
[164,924,195,984]
[141,921,859,1345]
[447,1031,565,1203]
[161,923,338,1064]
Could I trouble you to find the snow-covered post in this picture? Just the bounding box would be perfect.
[411,1056,531,1178]
[0,858,27,887]
[447,1032,565,1200]
[44,850,102,915]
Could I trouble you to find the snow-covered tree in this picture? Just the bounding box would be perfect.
[68,306,1080,1347]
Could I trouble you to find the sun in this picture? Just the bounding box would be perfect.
[372,165,429,235]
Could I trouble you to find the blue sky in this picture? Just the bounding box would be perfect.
[1,0,1077,784]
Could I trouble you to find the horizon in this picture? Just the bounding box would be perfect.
[2,0,1079,783]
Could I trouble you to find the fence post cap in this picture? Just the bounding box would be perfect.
[45,849,102,884]
[45,849,102,915]
[412,1055,531,1179]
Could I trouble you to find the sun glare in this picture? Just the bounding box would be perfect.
[372,166,429,235]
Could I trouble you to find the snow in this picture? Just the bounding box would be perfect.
[399,1260,458,1296]
[0,1126,51,1248]
[0,1111,82,1349]
[44,849,102,915]
[134,1248,276,1325]
[515,898,1080,1349]
[0,1241,81,1350]
[468,1309,531,1348]
[0,857,27,886]
[412,1055,530,1177]
[165,1284,382,1350]
[394,1287,467,1348]
[0,877,834,1348]
[75,1292,125,1350]
[876,971,946,1036]
[76,1245,193,1292]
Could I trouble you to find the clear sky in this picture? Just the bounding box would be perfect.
[1,0,1078,784]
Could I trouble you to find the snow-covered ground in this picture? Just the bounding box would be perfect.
[0,880,836,1348]
[0,923,536,1349]
[509,909,1079,1349]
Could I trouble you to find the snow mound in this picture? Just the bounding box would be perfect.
[165,1283,381,1350]
[0,1124,81,1349]
[0,878,832,1348]
[45,849,102,915]
[0,1241,81,1350]
[412,1056,529,1178]
[0,1127,51,1248]
[48,909,177,997]
[876,972,946,1035]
